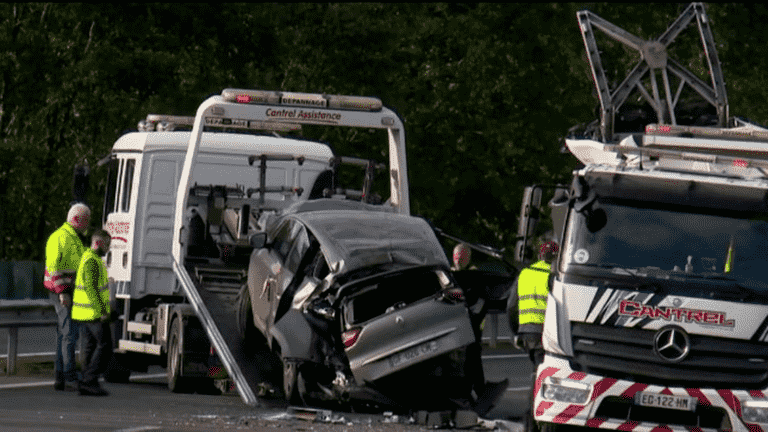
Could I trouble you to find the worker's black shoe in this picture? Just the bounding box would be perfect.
[53,381,64,391]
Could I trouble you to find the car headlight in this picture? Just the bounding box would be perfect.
[541,377,592,404]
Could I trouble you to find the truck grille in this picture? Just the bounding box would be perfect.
[571,323,768,388]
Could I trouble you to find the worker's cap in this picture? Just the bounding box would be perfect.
[67,203,91,231]
[539,241,559,261]
[453,243,471,270]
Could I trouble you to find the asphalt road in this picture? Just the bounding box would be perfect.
[0,316,530,431]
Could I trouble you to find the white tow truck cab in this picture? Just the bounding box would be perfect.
[517,4,768,432]
[101,89,409,405]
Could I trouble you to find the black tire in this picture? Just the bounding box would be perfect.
[236,285,257,342]
[539,423,565,432]
[193,377,222,395]
[103,353,132,383]
[526,371,539,432]
[167,319,194,393]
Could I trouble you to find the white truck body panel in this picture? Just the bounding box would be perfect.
[106,131,333,299]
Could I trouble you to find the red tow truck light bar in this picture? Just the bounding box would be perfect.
[221,88,383,112]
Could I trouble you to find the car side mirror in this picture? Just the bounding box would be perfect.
[249,232,267,249]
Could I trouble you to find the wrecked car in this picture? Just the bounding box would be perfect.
[235,199,484,410]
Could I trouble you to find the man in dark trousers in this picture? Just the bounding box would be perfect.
[71,229,112,396]
[44,203,90,391]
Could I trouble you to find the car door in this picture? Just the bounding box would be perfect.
[266,222,310,335]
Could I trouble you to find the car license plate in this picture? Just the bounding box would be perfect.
[634,391,697,411]
[388,340,439,368]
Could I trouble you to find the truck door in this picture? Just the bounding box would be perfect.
[105,156,139,292]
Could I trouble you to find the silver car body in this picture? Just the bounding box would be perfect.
[246,199,475,392]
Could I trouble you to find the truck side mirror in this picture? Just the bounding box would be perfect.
[249,232,267,249]
[515,186,542,262]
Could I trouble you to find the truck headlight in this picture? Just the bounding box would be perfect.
[541,377,592,404]
[742,400,768,424]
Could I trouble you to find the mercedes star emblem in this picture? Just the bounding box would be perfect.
[654,326,690,363]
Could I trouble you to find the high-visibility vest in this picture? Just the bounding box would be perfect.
[44,223,86,294]
[72,248,110,321]
[517,260,551,333]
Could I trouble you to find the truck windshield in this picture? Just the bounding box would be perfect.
[561,198,768,290]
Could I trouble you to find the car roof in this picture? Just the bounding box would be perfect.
[287,208,450,274]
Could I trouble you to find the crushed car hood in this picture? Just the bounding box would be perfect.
[297,210,449,274]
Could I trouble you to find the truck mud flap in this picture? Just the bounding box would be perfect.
[172,259,259,406]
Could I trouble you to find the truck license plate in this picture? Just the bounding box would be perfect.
[634,391,697,411]
[388,340,439,368]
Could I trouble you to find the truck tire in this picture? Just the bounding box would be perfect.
[167,318,193,393]
[539,424,567,432]
[104,353,132,383]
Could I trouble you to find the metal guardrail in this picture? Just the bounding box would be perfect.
[0,261,56,375]
[0,299,57,376]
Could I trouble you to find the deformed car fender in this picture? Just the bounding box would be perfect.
[270,308,318,362]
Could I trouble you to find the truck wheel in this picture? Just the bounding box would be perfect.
[525,414,539,432]
[539,423,565,432]
[104,353,132,383]
[167,319,193,393]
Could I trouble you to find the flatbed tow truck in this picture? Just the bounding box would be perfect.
[102,89,410,406]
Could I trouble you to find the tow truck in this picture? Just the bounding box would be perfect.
[101,89,411,406]
[518,4,768,432]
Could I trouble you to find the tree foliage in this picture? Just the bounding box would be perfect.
[0,3,763,261]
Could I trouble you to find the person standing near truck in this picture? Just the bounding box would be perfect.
[44,203,90,391]
[508,240,559,366]
[72,229,112,396]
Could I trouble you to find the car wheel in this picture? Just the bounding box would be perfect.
[236,284,265,351]
[167,319,193,393]
[236,284,251,338]
[283,360,306,406]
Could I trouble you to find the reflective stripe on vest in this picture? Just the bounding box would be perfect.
[72,249,110,321]
[44,223,86,293]
[517,260,551,327]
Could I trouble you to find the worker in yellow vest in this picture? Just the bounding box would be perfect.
[72,229,112,396]
[508,241,559,365]
[45,203,90,391]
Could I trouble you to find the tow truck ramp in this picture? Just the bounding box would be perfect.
[173,260,260,406]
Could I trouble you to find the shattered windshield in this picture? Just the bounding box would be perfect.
[561,198,768,291]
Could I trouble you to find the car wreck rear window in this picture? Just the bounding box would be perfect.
[344,270,445,325]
